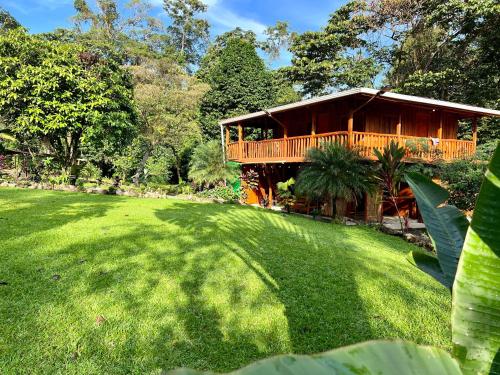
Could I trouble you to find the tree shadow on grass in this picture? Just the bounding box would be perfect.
[0,193,450,373]
[0,188,118,241]
[152,201,450,369]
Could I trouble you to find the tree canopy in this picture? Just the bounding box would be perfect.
[198,37,276,140]
[0,28,136,177]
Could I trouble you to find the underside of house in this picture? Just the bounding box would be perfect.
[220,88,500,221]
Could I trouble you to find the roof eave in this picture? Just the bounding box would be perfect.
[219,87,500,125]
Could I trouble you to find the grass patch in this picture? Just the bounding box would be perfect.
[0,188,451,374]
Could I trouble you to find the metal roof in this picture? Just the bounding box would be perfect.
[219,87,500,125]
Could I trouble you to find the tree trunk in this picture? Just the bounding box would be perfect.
[66,132,81,185]
[133,147,151,187]
[175,157,182,184]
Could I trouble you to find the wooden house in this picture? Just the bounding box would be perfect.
[220,88,500,220]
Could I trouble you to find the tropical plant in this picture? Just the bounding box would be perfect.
[0,29,136,183]
[169,144,500,375]
[296,142,374,217]
[188,140,240,188]
[241,169,259,191]
[276,177,296,214]
[374,140,407,231]
[405,172,470,289]
[438,158,488,211]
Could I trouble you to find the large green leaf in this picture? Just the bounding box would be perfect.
[452,145,500,375]
[407,249,449,287]
[405,173,469,288]
[169,341,462,375]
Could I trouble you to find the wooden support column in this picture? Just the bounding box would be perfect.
[237,122,243,160]
[437,111,443,140]
[472,117,478,153]
[347,111,354,148]
[224,125,230,160]
[311,111,317,147]
[264,165,273,208]
[396,113,402,145]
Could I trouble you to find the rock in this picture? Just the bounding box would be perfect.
[52,274,61,281]
[403,233,418,243]
[345,218,358,226]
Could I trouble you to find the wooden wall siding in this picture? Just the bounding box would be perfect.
[362,104,459,139]
[273,103,460,140]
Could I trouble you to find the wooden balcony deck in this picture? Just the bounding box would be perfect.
[227,131,475,164]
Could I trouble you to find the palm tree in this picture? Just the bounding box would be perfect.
[188,140,240,188]
[374,140,407,231]
[296,142,375,218]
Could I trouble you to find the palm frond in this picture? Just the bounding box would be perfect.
[296,142,375,204]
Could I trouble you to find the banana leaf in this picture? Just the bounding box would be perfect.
[407,249,449,287]
[169,341,462,375]
[452,145,500,374]
[405,173,469,288]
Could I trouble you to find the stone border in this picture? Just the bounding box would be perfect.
[0,181,233,205]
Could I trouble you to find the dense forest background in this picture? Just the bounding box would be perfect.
[0,0,498,186]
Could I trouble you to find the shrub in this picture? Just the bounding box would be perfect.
[80,162,102,181]
[48,172,69,186]
[197,186,239,201]
[438,158,487,211]
[277,178,296,213]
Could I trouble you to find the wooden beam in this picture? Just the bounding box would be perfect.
[237,122,243,160]
[225,126,230,147]
[311,112,317,147]
[396,113,402,144]
[347,111,354,148]
[437,111,443,140]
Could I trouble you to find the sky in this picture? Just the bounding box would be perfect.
[1,0,347,67]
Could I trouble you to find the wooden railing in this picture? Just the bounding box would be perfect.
[227,131,475,163]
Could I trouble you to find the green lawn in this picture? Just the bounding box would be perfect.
[0,188,451,374]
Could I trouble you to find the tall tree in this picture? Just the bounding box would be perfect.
[286,0,379,96]
[0,29,136,182]
[198,37,276,139]
[129,58,208,184]
[72,0,168,64]
[163,0,209,66]
[374,0,500,145]
[0,6,21,31]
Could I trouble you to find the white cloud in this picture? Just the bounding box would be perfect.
[206,5,267,38]
[150,0,267,38]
